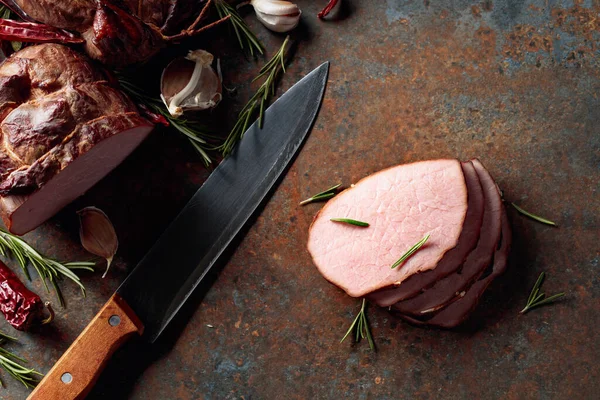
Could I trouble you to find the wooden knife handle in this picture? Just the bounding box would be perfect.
[27,294,144,400]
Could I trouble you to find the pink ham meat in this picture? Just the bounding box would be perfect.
[366,160,485,307]
[397,207,511,328]
[0,44,153,234]
[391,159,503,315]
[307,159,469,298]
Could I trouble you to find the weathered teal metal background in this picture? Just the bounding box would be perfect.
[2,1,598,399]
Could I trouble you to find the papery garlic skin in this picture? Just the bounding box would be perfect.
[77,206,119,278]
[250,0,301,33]
[161,49,222,118]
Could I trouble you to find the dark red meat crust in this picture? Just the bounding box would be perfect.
[0,44,145,195]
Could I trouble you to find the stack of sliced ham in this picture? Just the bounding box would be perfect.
[307,159,510,328]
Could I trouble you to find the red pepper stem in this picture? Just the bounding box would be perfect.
[318,0,340,19]
[40,302,55,326]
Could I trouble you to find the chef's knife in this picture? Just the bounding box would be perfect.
[27,62,329,400]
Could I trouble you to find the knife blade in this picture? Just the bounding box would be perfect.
[27,61,329,400]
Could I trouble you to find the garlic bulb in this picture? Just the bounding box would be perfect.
[161,49,222,118]
[250,0,301,33]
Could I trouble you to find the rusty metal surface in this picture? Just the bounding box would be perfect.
[2,0,599,398]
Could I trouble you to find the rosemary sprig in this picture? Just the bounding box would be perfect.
[330,218,369,227]
[0,228,94,306]
[340,298,375,351]
[299,184,341,206]
[391,234,430,269]
[0,331,16,343]
[511,203,557,226]
[117,76,219,166]
[0,346,43,389]
[214,0,264,56]
[520,272,565,314]
[219,36,291,156]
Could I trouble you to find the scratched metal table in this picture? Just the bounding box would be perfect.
[3,1,599,399]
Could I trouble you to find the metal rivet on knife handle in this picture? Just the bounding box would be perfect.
[26,62,330,400]
[61,373,73,384]
[26,294,144,400]
[109,315,121,326]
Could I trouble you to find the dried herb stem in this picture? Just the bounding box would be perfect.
[340,298,375,351]
[214,0,264,56]
[511,203,557,226]
[330,218,369,227]
[219,36,291,156]
[117,76,219,166]
[0,228,94,307]
[391,234,430,269]
[299,184,341,206]
[520,272,565,314]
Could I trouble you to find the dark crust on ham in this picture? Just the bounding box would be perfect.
[395,206,511,328]
[1,112,151,195]
[0,44,152,233]
[14,0,96,31]
[366,160,485,306]
[116,0,206,32]
[13,0,164,66]
[391,159,503,316]
[0,44,147,195]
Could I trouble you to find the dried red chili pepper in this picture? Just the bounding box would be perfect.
[318,0,340,19]
[0,260,53,331]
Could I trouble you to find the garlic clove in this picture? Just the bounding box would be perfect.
[255,12,300,33]
[161,49,222,118]
[78,207,118,278]
[250,0,301,33]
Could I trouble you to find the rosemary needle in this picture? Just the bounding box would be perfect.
[520,272,565,314]
[214,0,264,56]
[391,234,430,269]
[0,346,43,388]
[117,76,218,166]
[219,36,291,156]
[0,331,16,342]
[340,298,375,351]
[299,184,341,206]
[511,203,557,226]
[0,228,94,307]
[0,335,42,388]
[330,218,369,227]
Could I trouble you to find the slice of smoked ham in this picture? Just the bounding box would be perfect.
[396,207,511,328]
[0,113,152,235]
[391,159,503,315]
[307,159,469,298]
[366,160,485,306]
